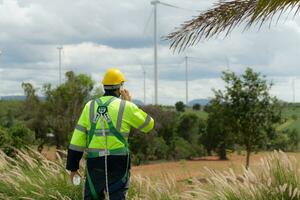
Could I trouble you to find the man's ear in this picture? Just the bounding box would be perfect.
[116,89,121,97]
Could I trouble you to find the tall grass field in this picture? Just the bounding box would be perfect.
[0,148,300,200]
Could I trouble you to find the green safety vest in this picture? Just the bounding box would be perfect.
[69,96,154,155]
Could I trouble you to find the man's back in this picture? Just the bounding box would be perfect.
[67,94,154,200]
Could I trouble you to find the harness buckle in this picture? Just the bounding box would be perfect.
[97,106,107,115]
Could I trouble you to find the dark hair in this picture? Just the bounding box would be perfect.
[104,89,119,96]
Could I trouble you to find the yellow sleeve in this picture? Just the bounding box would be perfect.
[69,101,91,152]
[124,102,154,133]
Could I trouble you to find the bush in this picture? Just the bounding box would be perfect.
[171,137,195,159]
[271,132,289,150]
[8,122,35,149]
[0,123,35,156]
[175,113,200,144]
[0,127,13,155]
[175,101,185,112]
[146,137,169,160]
[192,103,201,110]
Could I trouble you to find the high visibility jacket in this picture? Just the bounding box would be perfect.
[69,96,154,155]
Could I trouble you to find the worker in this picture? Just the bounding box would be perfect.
[66,68,154,200]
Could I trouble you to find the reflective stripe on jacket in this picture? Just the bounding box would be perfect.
[69,96,154,153]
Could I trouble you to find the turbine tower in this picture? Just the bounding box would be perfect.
[57,46,63,85]
[150,1,195,105]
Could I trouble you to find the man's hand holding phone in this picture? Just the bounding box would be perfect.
[120,88,132,101]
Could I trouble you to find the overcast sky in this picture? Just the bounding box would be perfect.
[1,0,300,105]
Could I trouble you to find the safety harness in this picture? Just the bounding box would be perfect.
[86,97,130,200]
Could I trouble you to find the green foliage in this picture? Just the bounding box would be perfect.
[270,129,300,152]
[171,136,195,159]
[192,103,201,110]
[43,71,95,148]
[214,68,281,167]
[0,127,12,155]
[0,100,23,128]
[0,123,35,156]
[129,106,207,162]
[21,82,48,144]
[146,137,169,160]
[204,97,236,159]
[176,113,200,144]
[8,122,35,149]
[175,101,185,112]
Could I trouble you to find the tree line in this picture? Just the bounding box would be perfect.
[0,68,299,167]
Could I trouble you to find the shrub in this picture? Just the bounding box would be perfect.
[146,137,169,160]
[0,127,13,155]
[175,113,200,144]
[8,122,35,149]
[175,101,185,112]
[192,103,201,110]
[171,137,195,159]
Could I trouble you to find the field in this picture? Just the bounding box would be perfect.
[2,149,300,199]
[42,146,300,185]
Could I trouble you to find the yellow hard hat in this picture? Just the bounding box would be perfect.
[102,68,126,89]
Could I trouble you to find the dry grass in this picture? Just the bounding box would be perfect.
[132,152,269,181]
[1,148,300,200]
[0,148,82,200]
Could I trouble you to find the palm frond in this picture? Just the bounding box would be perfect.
[167,0,300,52]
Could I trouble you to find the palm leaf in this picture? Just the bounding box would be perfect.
[166,0,300,52]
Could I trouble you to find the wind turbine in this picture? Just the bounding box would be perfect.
[141,65,146,105]
[57,46,63,85]
[0,50,2,100]
[150,1,195,105]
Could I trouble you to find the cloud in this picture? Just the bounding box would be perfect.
[1,0,300,104]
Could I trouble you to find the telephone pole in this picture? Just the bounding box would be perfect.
[57,46,63,85]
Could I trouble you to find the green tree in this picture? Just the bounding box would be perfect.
[192,103,201,111]
[175,101,185,112]
[176,113,200,144]
[167,0,299,51]
[0,100,23,128]
[21,82,48,151]
[204,97,236,160]
[217,68,281,168]
[43,71,95,149]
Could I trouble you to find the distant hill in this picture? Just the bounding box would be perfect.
[132,99,144,106]
[188,99,210,107]
[1,95,46,101]
[1,95,26,100]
